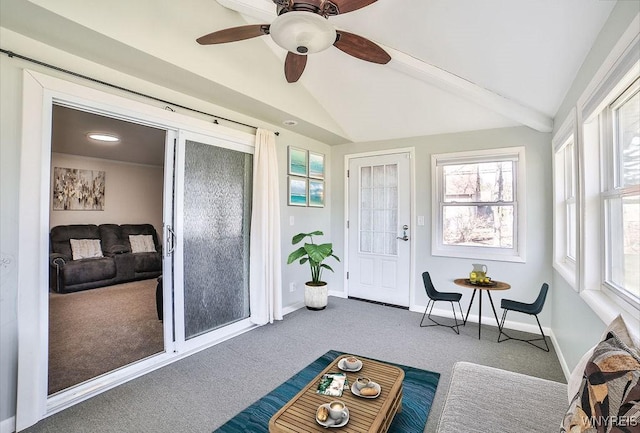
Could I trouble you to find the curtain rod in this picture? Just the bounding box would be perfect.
[0,48,279,136]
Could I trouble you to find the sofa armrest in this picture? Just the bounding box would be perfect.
[49,253,68,268]
[436,362,568,433]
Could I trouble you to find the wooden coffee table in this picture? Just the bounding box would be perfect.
[268,355,404,432]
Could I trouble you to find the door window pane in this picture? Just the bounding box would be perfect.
[183,141,252,339]
[359,164,399,255]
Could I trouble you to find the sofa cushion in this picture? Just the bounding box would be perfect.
[133,252,162,273]
[62,257,116,286]
[561,333,640,433]
[129,234,156,253]
[436,362,567,433]
[99,224,130,255]
[567,314,639,403]
[50,224,100,258]
[69,239,103,260]
[121,224,160,252]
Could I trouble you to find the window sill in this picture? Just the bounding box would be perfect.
[432,249,525,263]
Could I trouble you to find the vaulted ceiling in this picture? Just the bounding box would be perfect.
[1,0,616,145]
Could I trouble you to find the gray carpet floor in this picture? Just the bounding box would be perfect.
[25,296,566,433]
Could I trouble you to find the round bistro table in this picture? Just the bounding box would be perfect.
[454,278,511,340]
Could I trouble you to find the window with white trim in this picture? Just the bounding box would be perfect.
[603,79,639,306]
[432,147,525,262]
[582,75,639,310]
[552,114,578,287]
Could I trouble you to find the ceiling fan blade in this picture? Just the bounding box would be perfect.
[332,0,377,14]
[334,31,391,64]
[284,52,307,83]
[196,24,269,45]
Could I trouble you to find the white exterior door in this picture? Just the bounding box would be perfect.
[347,152,411,307]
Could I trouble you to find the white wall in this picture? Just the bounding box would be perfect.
[0,30,332,429]
[329,126,553,328]
[550,1,640,374]
[0,43,22,433]
[50,153,164,240]
[277,141,335,310]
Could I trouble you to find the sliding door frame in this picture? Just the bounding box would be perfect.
[16,70,256,431]
[172,130,255,354]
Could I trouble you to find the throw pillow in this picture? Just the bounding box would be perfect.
[129,234,156,253]
[567,315,639,403]
[69,239,103,260]
[561,332,640,433]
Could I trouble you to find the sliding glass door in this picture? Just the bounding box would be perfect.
[174,132,253,345]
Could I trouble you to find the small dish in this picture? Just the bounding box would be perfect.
[351,381,381,398]
[338,358,363,372]
[316,404,349,428]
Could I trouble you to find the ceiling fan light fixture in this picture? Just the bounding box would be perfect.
[270,12,336,55]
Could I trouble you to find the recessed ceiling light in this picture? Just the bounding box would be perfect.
[87,133,120,143]
[283,120,298,126]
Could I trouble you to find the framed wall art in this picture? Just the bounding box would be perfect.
[308,179,325,207]
[288,176,308,206]
[308,151,325,179]
[53,167,105,210]
[288,146,308,177]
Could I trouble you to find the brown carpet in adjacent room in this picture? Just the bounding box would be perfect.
[48,278,164,394]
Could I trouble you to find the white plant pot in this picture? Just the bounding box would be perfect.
[304,282,328,310]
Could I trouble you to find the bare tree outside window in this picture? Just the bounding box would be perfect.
[442,162,515,248]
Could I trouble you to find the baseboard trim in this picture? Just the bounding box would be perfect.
[549,330,572,381]
[1,416,15,433]
[282,302,305,316]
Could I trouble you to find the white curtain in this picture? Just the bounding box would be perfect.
[249,128,283,324]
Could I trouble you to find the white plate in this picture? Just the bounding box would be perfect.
[351,381,381,398]
[337,358,363,372]
[316,404,349,428]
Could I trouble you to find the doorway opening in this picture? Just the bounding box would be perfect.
[17,71,258,431]
[48,105,167,394]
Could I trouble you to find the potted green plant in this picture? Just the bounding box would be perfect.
[287,230,340,310]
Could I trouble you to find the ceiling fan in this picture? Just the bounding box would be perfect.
[197,0,391,83]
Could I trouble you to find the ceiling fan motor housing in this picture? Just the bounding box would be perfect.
[269,11,337,55]
[276,0,340,17]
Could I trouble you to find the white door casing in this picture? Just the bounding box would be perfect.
[346,151,413,307]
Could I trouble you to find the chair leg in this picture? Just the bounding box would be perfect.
[419,300,433,327]
[534,315,550,352]
[457,301,465,327]
[449,301,460,334]
[497,311,550,352]
[498,309,508,340]
[420,299,461,334]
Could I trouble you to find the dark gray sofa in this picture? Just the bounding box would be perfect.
[49,223,162,293]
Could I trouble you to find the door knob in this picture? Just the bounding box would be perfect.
[397,225,409,241]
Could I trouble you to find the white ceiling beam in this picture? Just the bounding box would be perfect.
[217,0,275,23]
[386,49,553,132]
[217,0,554,133]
